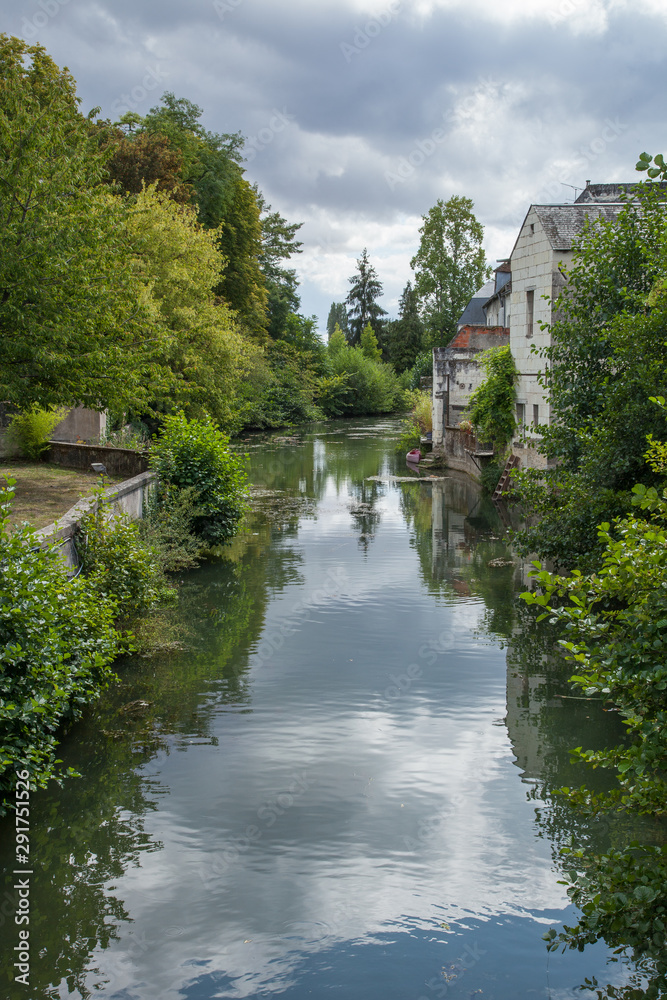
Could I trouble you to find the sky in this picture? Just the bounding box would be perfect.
[7,0,667,331]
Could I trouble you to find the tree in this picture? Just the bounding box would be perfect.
[327,302,348,340]
[0,35,169,413]
[360,323,382,361]
[385,281,425,372]
[137,93,268,338]
[345,248,387,345]
[410,196,491,347]
[126,185,254,429]
[103,130,192,202]
[254,186,303,339]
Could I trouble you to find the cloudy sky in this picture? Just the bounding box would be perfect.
[9,0,667,330]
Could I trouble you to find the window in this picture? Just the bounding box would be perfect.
[526,289,534,338]
[516,403,526,426]
[533,404,539,428]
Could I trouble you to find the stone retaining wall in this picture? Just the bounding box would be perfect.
[35,471,156,572]
[46,441,149,478]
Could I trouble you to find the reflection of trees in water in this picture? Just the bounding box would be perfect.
[399,479,516,640]
[347,480,384,553]
[506,608,666,999]
[0,514,305,999]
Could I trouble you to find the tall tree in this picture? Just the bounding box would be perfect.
[411,196,491,347]
[326,302,348,340]
[0,34,168,412]
[254,186,303,339]
[135,93,268,337]
[385,281,425,373]
[345,249,387,346]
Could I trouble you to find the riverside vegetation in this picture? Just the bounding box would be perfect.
[503,158,667,998]
[0,415,246,813]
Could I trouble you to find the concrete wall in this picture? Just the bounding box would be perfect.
[51,407,107,444]
[35,471,156,572]
[46,441,149,478]
[509,209,574,467]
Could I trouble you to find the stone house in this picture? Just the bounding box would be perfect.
[432,181,630,474]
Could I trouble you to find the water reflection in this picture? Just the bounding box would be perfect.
[0,418,635,999]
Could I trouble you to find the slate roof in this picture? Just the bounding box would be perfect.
[532,204,625,250]
[457,279,495,327]
[575,183,636,203]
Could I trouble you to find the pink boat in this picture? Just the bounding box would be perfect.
[406,448,422,463]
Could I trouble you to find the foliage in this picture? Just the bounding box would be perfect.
[6,407,68,459]
[0,482,121,809]
[77,491,174,618]
[408,349,433,390]
[480,461,502,495]
[360,323,382,361]
[0,35,169,413]
[254,187,303,340]
[410,196,491,347]
[411,390,432,433]
[520,425,667,989]
[149,413,248,545]
[141,484,203,573]
[345,248,387,345]
[396,390,431,451]
[327,323,347,354]
[104,129,191,202]
[136,92,268,337]
[385,281,425,373]
[322,335,409,417]
[126,184,252,429]
[465,345,517,452]
[513,175,667,567]
[327,302,349,339]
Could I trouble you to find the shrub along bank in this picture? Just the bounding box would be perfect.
[0,416,247,813]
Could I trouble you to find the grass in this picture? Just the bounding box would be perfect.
[0,462,122,529]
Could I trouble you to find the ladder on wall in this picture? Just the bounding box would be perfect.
[492,454,520,503]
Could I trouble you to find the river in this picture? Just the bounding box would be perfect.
[0,417,635,998]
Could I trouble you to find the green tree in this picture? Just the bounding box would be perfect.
[138,93,268,337]
[410,196,491,347]
[360,322,382,361]
[254,187,303,339]
[126,185,255,429]
[0,35,169,412]
[385,281,425,372]
[327,302,349,339]
[345,248,387,345]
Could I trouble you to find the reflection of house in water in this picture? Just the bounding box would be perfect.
[430,476,483,590]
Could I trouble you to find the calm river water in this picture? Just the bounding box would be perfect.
[1,418,634,998]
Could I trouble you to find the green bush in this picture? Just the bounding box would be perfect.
[77,492,174,617]
[0,483,121,809]
[480,461,502,495]
[150,413,248,545]
[6,407,68,459]
[321,339,407,417]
